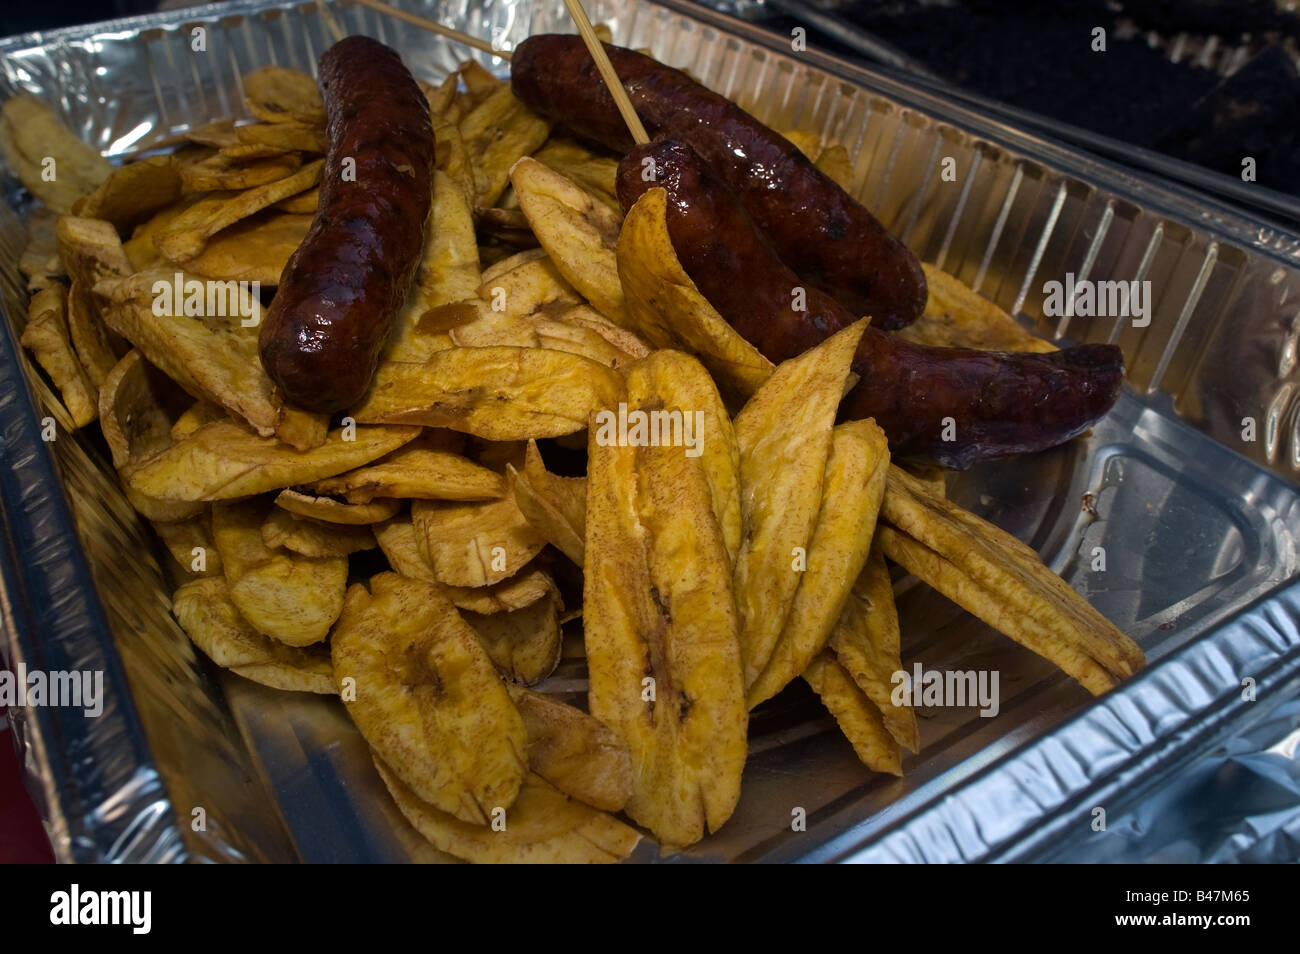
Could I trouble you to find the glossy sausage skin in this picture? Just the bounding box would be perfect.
[617,141,1124,468]
[259,36,435,412]
[511,34,926,330]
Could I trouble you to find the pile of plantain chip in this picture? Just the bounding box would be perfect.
[3,51,1143,863]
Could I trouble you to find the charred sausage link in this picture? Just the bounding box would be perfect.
[511,34,927,330]
[617,141,1124,468]
[259,36,436,413]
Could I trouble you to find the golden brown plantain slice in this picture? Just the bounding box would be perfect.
[20,284,98,428]
[65,280,121,389]
[583,355,748,848]
[506,685,632,812]
[98,350,203,523]
[731,320,867,691]
[353,346,624,440]
[213,500,346,647]
[313,440,505,503]
[617,188,774,400]
[261,507,375,558]
[94,268,279,435]
[828,546,919,753]
[153,509,223,580]
[748,417,890,708]
[124,419,418,502]
[154,158,323,261]
[0,96,112,213]
[459,85,550,209]
[332,573,527,824]
[375,761,638,864]
[173,577,335,693]
[529,139,619,207]
[896,264,1057,354]
[875,526,1119,696]
[803,652,901,776]
[179,211,312,286]
[625,349,742,567]
[178,153,302,192]
[410,495,547,588]
[235,122,327,154]
[274,488,402,525]
[73,155,182,232]
[465,584,563,685]
[878,465,1144,691]
[510,157,626,325]
[507,440,586,566]
[242,66,326,125]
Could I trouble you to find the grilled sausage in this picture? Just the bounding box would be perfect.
[511,34,926,330]
[618,140,1124,467]
[259,36,435,413]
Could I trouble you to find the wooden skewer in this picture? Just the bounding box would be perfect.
[349,0,511,59]
[560,0,649,145]
[316,1,347,43]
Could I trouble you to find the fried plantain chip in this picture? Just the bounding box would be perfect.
[242,66,326,125]
[73,155,182,232]
[803,652,902,776]
[273,405,328,451]
[584,374,748,846]
[476,253,580,320]
[465,585,562,685]
[878,465,1144,691]
[170,400,226,440]
[353,345,624,440]
[213,499,347,646]
[511,157,626,325]
[507,440,586,566]
[179,153,303,192]
[376,761,638,864]
[748,418,890,708]
[95,269,279,435]
[459,85,550,209]
[828,545,919,753]
[441,566,557,615]
[625,350,742,566]
[261,507,376,558]
[154,158,323,261]
[449,307,633,369]
[313,440,505,503]
[98,350,203,522]
[732,320,867,690]
[185,120,241,149]
[896,264,1057,354]
[0,96,112,213]
[411,495,547,588]
[530,138,619,208]
[179,212,311,286]
[274,488,402,525]
[20,284,98,428]
[273,186,318,213]
[506,686,632,812]
[19,210,63,287]
[815,143,855,193]
[218,142,293,161]
[174,577,335,693]
[65,280,122,388]
[235,121,327,154]
[333,572,527,823]
[618,188,775,399]
[125,418,418,501]
[153,510,223,579]
[55,216,132,290]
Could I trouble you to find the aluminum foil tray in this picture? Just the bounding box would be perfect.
[3,0,1300,863]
